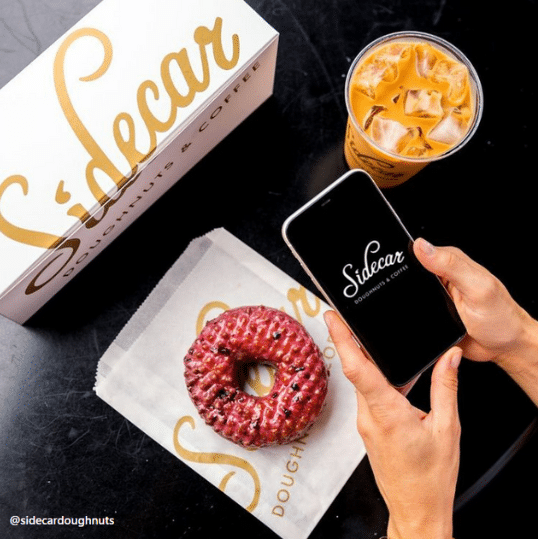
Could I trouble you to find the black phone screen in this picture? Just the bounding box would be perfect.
[282,170,465,387]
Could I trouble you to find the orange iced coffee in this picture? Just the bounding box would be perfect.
[344,32,483,188]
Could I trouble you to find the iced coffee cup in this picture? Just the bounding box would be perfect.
[344,31,483,188]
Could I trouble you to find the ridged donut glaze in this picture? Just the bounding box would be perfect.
[184,306,329,448]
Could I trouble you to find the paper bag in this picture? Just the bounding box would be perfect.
[94,228,366,539]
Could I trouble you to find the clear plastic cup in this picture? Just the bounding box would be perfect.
[344,31,483,188]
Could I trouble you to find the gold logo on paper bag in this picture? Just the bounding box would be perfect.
[0,17,240,294]
[173,416,261,512]
[283,286,321,324]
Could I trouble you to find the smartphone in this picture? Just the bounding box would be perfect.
[282,169,466,387]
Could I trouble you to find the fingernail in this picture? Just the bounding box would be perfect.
[450,348,462,370]
[417,238,436,256]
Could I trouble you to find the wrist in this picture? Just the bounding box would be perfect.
[494,314,538,373]
[493,314,538,406]
[387,513,453,539]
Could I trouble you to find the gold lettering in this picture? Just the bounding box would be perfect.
[272,434,308,515]
[25,238,81,294]
[133,81,170,161]
[3,17,242,296]
[67,204,91,223]
[113,112,155,175]
[295,433,308,444]
[54,28,125,205]
[281,474,295,487]
[286,460,299,473]
[243,363,275,397]
[54,181,71,204]
[161,47,208,110]
[173,416,261,512]
[56,181,91,223]
[290,445,305,458]
[198,17,241,70]
[82,170,142,229]
[272,505,285,517]
[0,176,64,249]
[283,285,321,324]
[323,346,336,360]
[156,17,240,140]
[196,300,230,335]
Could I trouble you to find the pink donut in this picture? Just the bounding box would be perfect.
[184,305,329,448]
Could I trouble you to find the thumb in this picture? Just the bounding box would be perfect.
[413,238,485,299]
[430,347,462,427]
[324,310,393,401]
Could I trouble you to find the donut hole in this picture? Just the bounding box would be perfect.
[237,362,277,397]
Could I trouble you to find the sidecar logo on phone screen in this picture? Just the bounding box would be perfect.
[342,239,408,304]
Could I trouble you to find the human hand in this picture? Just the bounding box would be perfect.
[413,238,534,365]
[414,238,538,407]
[325,310,461,539]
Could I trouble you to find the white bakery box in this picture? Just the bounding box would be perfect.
[0,0,279,324]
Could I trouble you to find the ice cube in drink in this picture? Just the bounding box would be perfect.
[344,32,483,188]
[350,40,472,157]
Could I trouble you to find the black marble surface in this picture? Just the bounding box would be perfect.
[1,1,537,538]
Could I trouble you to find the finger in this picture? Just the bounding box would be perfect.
[413,238,487,299]
[430,347,462,428]
[324,310,392,401]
